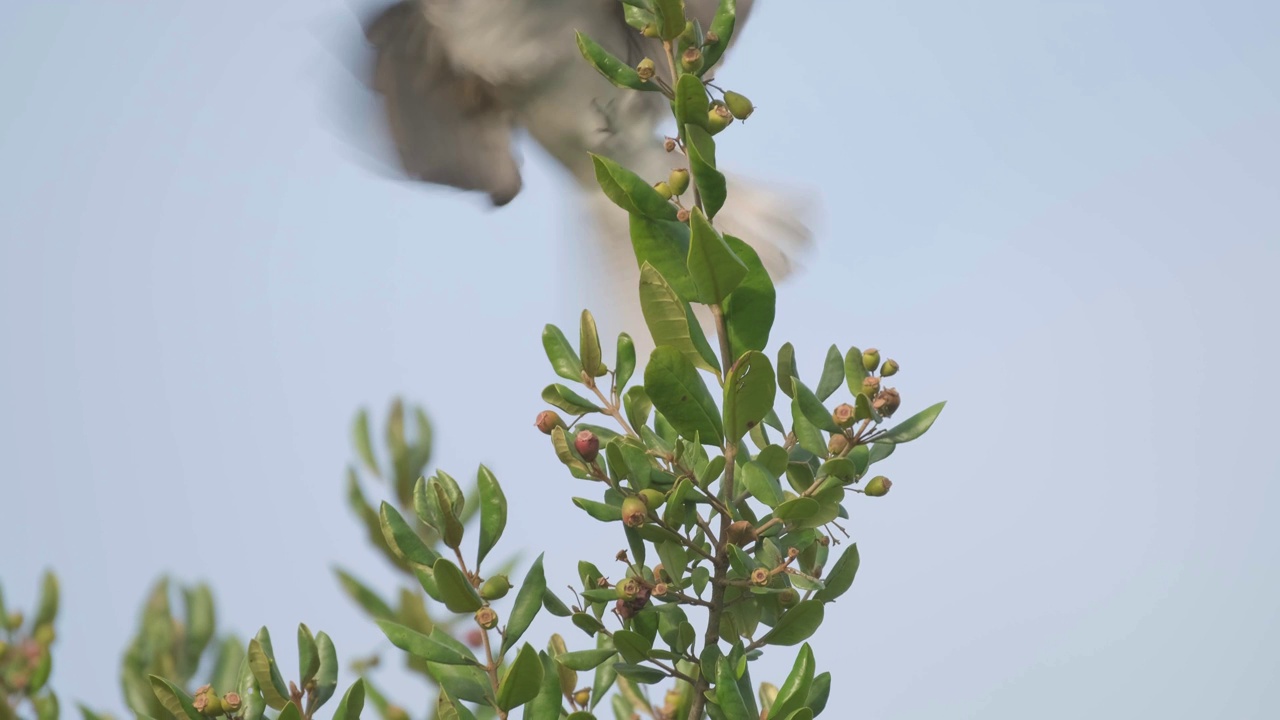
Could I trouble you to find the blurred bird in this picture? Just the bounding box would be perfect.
[336,0,813,346]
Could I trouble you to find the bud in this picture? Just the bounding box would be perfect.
[703,31,720,45]
[832,403,855,429]
[828,433,850,456]
[727,520,758,546]
[474,607,499,630]
[574,430,600,462]
[707,102,733,135]
[676,208,691,223]
[872,388,901,418]
[652,582,669,598]
[864,475,892,497]
[861,375,881,397]
[668,168,690,196]
[639,489,667,510]
[535,410,565,435]
[750,568,770,586]
[778,588,800,608]
[615,577,643,601]
[862,348,881,373]
[480,575,512,600]
[573,688,591,707]
[653,180,673,199]
[221,694,242,713]
[621,496,648,528]
[636,57,657,81]
[880,359,900,377]
[664,137,677,153]
[723,91,755,120]
[680,47,704,74]
[642,23,660,38]
[787,546,800,559]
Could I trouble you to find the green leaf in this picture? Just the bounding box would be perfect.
[297,623,320,688]
[790,396,827,456]
[182,584,215,666]
[526,652,566,719]
[428,663,494,706]
[741,461,783,508]
[793,378,840,432]
[807,672,832,716]
[432,558,482,613]
[580,309,606,377]
[815,346,845,401]
[432,481,464,549]
[772,497,819,521]
[612,664,667,684]
[330,679,365,720]
[612,630,652,664]
[715,654,753,720]
[675,73,710,130]
[542,324,583,382]
[591,154,679,221]
[378,501,440,567]
[687,208,747,303]
[702,0,738,69]
[476,465,507,568]
[843,347,869,396]
[249,631,290,710]
[313,631,339,707]
[685,125,727,218]
[629,214,696,299]
[352,410,380,477]
[638,263,720,375]
[616,333,637,390]
[236,651,267,720]
[557,648,618,671]
[542,383,602,415]
[573,497,622,522]
[377,620,475,665]
[723,351,776,441]
[502,553,547,656]
[758,601,824,646]
[34,570,58,627]
[334,567,395,620]
[723,236,777,357]
[776,343,797,399]
[877,401,947,444]
[576,32,661,92]
[644,345,725,445]
[497,644,544,711]
[276,703,302,720]
[813,544,859,603]
[869,442,895,465]
[654,0,687,39]
[148,677,201,720]
[766,643,814,720]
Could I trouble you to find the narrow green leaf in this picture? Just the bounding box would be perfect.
[246,638,289,710]
[576,32,661,92]
[148,677,201,720]
[639,263,721,375]
[869,442,895,465]
[378,501,440,567]
[790,396,827,456]
[776,343,797,398]
[793,377,840,432]
[34,571,58,627]
[275,703,301,720]
[807,672,832,716]
[654,0,687,39]
[629,214,696,299]
[644,345,725,445]
[687,208,747,303]
[815,346,845,401]
[497,644,544,711]
[685,126,727,218]
[876,401,947,444]
[476,465,507,568]
[813,544,859,603]
[182,584,215,666]
[573,497,622,523]
[297,623,320,688]
[502,553,547,656]
[723,351,776,441]
[526,651,566,718]
[352,410,380,477]
[313,631,339,707]
[675,73,710,130]
[616,333,637,390]
[591,154,679,220]
[432,558,482,613]
[377,620,476,665]
[741,461,783,508]
[334,567,395,620]
[612,630,652,664]
[843,347,869,397]
[723,236,776,357]
[580,309,605,377]
[715,655,752,720]
[772,497,819,521]
[702,0,738,69]
[766,643,814,720]
[758,601,824,646]
[612,664,667,684]
[542,324,583,382]
[330,679,365,720]
[542,384,602,414]
[557,648,618,671]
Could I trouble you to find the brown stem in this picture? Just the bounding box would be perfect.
[687,440,737,720]
[479,627,507,719]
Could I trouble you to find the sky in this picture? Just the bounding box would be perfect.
[1,0,1278,718]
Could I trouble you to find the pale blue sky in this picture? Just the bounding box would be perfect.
[2,1,1278,717]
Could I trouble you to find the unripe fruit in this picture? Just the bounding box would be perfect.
[535,410,565,435]
[193,687,223,717]
[680,47,704,73]
[616,577,643,601]
[862,348,881,373]
[642,23,660,38]
[778,588,800,608]
[873,388,901,418]
[750,568,770,586]
[726,520,758,546]
[574,430,600,462]
[475,607,499,630]
[653,181,673,199]
[639,488,667,510]
[707,102,733,135]
[621,496,648,528]
[832,403,856,429]
[636,57,657,81]
[881,359,900,377]
[861,376,881,397]
[221,694,242,714]
[668,168,690,196]
[573,688,591,707]
[828,433,850,456]
[480,575,512,600]
[864,475,892,497]
[723,91,755,120]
